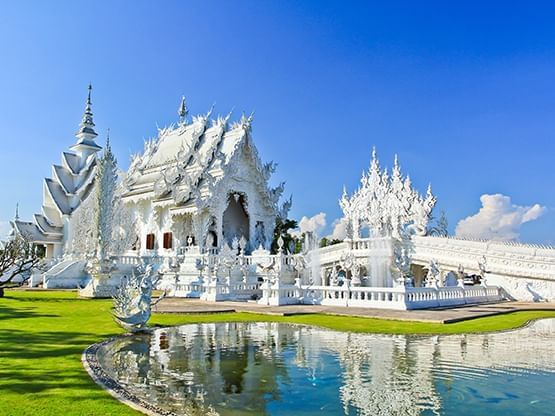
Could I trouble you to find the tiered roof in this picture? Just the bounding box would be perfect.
[123,99,283,216]
[12,85,102,244]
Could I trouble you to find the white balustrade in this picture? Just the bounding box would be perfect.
[172,281,205,297]
[296,284,502,310]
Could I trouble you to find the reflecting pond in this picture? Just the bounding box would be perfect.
[97,319,555,415]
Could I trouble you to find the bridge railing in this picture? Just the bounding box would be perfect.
[297,284,503,310]
[404,285,502,309]
[171,282,205,297]
[299,285,408,309]
[230,282,263,300]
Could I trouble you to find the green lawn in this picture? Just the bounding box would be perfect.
[1,290,554,415]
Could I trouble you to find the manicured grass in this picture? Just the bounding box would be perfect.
[1,290,554,415]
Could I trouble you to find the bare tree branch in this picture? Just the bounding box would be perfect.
[0,234,45,294]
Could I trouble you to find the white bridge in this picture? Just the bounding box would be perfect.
[39,235,555,308]
[316,235,555,303]
[147,235,555,309]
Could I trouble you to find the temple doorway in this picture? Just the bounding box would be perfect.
[222,193,249,247]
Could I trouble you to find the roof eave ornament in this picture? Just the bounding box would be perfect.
[240,111,255,133]
[178,96,188,126]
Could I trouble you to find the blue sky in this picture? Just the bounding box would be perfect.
[1,1,555,242]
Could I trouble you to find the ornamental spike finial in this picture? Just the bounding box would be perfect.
[239,110,254,132]
[207,102,215,118]
[76,84,98,139]
[106,128,111,149]
[369,145,381,179]
[14,203,19,221]
[178,95,188,125]
[87,83,92,105]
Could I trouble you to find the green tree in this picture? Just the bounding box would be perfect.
[271,217,298,254]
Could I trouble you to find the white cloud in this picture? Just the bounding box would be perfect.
[455,194,546,241]
[0,220,11,240]
[292,212,327,237]
[328,217,348,241]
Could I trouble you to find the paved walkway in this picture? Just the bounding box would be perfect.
[153,298,555,323]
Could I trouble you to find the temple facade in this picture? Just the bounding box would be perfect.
[120,97,289,258]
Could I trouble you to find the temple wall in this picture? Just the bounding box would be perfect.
[487,273,555,302]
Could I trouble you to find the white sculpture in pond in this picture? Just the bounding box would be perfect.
[112,264,162,332]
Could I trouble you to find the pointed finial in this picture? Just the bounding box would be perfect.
[87,83,92,105]
[207,102,215,118]
[369,145,380,174]
[76,84,98,139]
[239,110,254,131]
[14,203,19,221]
[225,108,234,122]
[106,128,111,149]
[178,96,188,125]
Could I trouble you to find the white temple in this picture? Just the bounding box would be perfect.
[8,87,555,306]
[120,96,288,256]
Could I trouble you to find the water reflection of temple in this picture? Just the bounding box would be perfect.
[99,319,555,415]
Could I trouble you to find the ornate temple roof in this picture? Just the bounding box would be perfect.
[122,100,285,216]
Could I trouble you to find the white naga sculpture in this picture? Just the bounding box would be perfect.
[392,233,413,286]
[425,259,441,288]
[478,256,488,286]
[340,148,436,239]
[112,264,163,332]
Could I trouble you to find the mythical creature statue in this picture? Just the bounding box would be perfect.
[253,221,266,249]
[425,259,441,288]
[278,195,293,221]
[112,264,163,332]
[457,264,466,286]
[392,241,412,286]
[478,256,488,286]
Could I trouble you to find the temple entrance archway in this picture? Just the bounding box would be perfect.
[222,193,249,248]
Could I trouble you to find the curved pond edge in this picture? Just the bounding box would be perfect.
[82,316,555,416]
[82,330,175,416]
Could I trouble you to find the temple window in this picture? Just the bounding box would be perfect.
[146,233,155,250]
[163,232,173,249]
